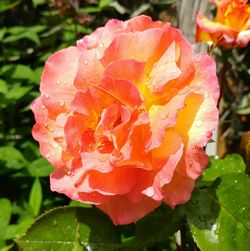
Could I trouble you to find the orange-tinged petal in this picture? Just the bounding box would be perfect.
[71,87,102,117]
[98,76,143,109]
[162,171,195,208]
[104,59,145,86]
[148,41,181,93]
[97,195,160,225]
[77,167,140,196]
[101,25,170,70]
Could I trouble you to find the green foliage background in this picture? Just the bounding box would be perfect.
[0,0,249,250]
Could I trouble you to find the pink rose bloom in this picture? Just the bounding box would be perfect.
[32,15,219,225]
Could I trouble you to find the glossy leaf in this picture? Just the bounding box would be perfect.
[187,173,250,251]
[15,206,121,251]
[135,205,184,245]
[202,154,246,182]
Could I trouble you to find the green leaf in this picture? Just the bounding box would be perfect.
[6,84,32,100]
[0,28,6,41]
[99,0,112,9]
[28,158,53,177]
[0,244,14,251]
[5,64,35,80]
[131,4,150,17]
[202,154,246,182]
[29,178,42,217]
[3,26,45,45]
[0,0,21,13]
[0,146,27,170]
[109,1,128,14]
[0,79,8,95]
[135,205,184,245]
[32,0,47,7]
[68,200,92,208]
[187,173,250,251]
[33,67,43,85]
[0,198,12,239]
[15,206,121,250]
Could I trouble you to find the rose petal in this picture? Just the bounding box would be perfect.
[147,89,191,150]
[98,76,143,108]
[152,129,184,186]
[40,46,78,116]
[101,25,170,70]
[50,168,79,200]
[73,49,104,90]
[31,99,65,168]
[104,59,145,86]
[148,41,181,93]
[71,87,102,116]
[162,171,195,208]
[64,114,87,156]
[97,195,160,225]
[126,15,165,31]
[77,167,140,196]
[191,53,220,103]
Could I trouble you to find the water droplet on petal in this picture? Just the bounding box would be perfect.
[46,152,51,159]
[99,42,104,48]
[45,93,49,99]
[56,80,61,85]
[41,105,46,110]
[145,187,155,197]
[188,160,193,167]
[84,60,88,65]
[195,120,202,128]
[59,100,65,107]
